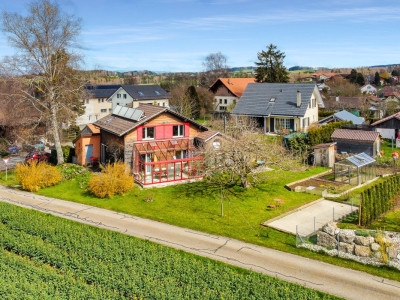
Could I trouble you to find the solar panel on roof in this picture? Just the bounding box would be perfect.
[112,105,144,121]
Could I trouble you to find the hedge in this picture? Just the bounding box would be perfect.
[360,175,400,225]
[308,121,352,146]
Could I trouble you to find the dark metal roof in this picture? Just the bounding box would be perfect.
[85,84,170,100]
[231,83,317,117]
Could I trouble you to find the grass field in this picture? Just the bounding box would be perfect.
[2,166,400,281]
[0,202,337,299]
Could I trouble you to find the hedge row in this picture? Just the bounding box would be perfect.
[360,175,400,225]
[308,121,352,146]
[0,202,336,299]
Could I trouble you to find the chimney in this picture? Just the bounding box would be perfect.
[336,96,339,102]
[228,78,231,84]
[297,90,301,107]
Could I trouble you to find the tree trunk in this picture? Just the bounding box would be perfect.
[50,104,64,165]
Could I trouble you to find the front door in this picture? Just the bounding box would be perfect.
[85,144,93,163]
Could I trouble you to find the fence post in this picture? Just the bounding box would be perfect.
[333,207,335,221]
[314,216,316,235]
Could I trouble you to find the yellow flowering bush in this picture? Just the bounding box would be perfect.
[15,162,62,192]
[88,162,134,198]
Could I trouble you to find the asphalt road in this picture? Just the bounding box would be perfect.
[0,185,399,300]
[0,155,25,172]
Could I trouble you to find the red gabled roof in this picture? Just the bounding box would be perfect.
[210,78,256,98]
[371,112,400,126]
[87,124,100,134]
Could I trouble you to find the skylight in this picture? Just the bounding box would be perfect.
[155,91,161,95]
[269,97,276,102]
[138,91,144,96]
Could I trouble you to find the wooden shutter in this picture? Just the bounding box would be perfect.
[155,125,164,140]
[164,125,173,138]
[137,126,143,141]
[184,123,190,137]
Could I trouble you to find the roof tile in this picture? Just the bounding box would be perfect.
[331,128,379,142]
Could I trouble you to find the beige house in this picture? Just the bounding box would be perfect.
[231,83,324,133]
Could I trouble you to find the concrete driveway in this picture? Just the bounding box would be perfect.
[264,199,356,236]
[0,185,398,300]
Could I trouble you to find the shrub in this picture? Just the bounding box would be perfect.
[15,162,62,192]
[56,163,87,180]
[307,121,352,146]
[88,162,134,198]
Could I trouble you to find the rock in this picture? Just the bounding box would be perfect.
[355,245,371,257]
[374,251,382,260]
[339,242,354,254]
[339,232,355,244]
[317,231,338,248]
[294,186,306,192]
[371,243,380,252]
[389,246,398,259]
[323,222,338,236]
[355,236,372,247]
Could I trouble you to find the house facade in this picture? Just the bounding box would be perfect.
[231,83,324,133]
[209,78,256,112]
[76,85,170,129]
[361,84,377,95]
[75,103,221,186]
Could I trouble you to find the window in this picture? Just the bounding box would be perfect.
[86,99,89,104]
[88,115,91,121]
[101,109,107,113]
[173,125,184,137]
[163,102,165,107]
[117,103,120,106]
[117,94,121,98]
[224,99,227,104]
[123,94,127,99]
[219,99,223,104]
[220,106,227,111]
[143,127,155,140]
[213,140,221,149]
[155,91,161,95]
[138,91,144,96]
[302,117,310,128]
[98,99,101,103]
[275,118,291,130]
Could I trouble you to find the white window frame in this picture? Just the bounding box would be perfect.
[101,109,107,113]
[143,127,155,140]
[173,124,184,137]
[275,118,291,130]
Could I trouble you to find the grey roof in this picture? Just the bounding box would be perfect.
[121,84,171,100]
[85,84,170,100]
[231,83,317,117]
[334,110,365,125]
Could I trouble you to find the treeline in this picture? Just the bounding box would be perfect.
[360,175,400,225]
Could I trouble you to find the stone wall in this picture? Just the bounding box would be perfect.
[301,222,400,270]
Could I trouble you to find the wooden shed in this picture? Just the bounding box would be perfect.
[331,129,380,157]
[312,142,336,168]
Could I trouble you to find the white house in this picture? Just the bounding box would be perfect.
[361,84,377,95]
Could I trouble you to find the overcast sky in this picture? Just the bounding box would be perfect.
[0,0,399,72]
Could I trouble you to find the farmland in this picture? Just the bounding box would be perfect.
[0,202,337,299]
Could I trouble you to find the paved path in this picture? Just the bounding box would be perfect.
[264,199,357,236]
[0,185,399,300]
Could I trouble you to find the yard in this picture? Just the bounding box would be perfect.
[1,165,400,281]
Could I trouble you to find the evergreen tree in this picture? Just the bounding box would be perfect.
[356,73,365,86]
[374,72,381,86]
[255,44,289,83]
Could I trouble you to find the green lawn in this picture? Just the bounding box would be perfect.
[0,202,337,299]
[2,166,400,281]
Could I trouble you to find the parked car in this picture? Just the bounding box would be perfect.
[8,145,20,155]
[25,151,51,164]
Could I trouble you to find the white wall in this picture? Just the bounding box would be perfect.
[110,87,134,110]
[214,96,238,112]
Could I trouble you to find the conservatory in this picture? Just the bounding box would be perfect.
[334,152,376,185]
[132,138,203,186]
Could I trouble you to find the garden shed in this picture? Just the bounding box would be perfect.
[334,152,376,185]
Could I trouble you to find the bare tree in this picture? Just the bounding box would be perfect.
[1,0,86,164]
[203,52,228,73]
[170,83,200,118]
[203,119,294,189]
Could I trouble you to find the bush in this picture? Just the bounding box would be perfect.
[88,162,134,198]
[307,121,352,146]
[15,162,62,192]
[56,163,87,180]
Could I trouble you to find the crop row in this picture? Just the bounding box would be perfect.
[0,202,336,299]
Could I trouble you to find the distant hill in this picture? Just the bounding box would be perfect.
[288,66,315,71]
[368,64,399,68]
